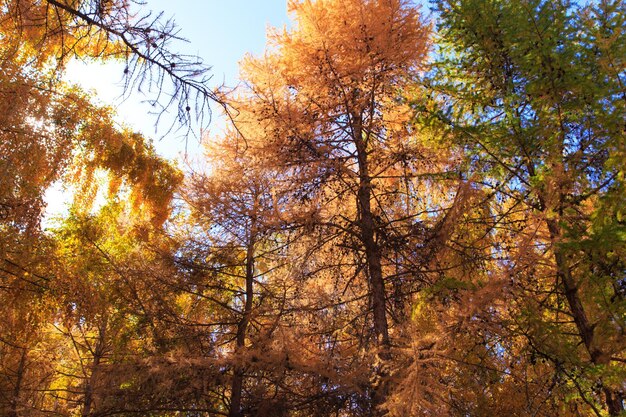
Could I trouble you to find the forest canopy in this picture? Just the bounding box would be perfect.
[0,0,624,416]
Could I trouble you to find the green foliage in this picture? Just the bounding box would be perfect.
[426,0,626,414]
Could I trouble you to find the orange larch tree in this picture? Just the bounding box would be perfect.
[220,0,432,412]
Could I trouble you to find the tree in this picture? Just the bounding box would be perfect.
[185,132,288,417]
[48,202,211,416]
[235,0,429,347]
[0,12,184,410]
[428,0,626,414]
[219,0,433,412]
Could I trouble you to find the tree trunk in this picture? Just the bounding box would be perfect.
[353,111,390,349]
[353,110,390,415]
[8,348,26,417]
[545,214,624,416]
[83,321,107,417]
[536,137,624,415]
[229,233,256,417]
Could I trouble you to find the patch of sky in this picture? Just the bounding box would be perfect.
[44,1,290,224]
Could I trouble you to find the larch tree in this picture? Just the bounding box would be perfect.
[428,0,626,414]
[0,0,185,411]
[233,0,428,348]
[185,132,290,417]
[0,85,179,417]
[48,201,211,416]
[221,0,434,412]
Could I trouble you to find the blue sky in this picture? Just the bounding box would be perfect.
[45,2,289,220]
[148,1,289,80]
[66,1,290,160]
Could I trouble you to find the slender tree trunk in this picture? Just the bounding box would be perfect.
[603,387,625,417]
[229,233,256,417]
[83,321,107,417]
[352,111,390,415]
[8,348,26,417]
[353,111,390,349]
[535,123,624,415]
[82,355,99,417]
[360,183,390,349]
[544,208,624,415]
